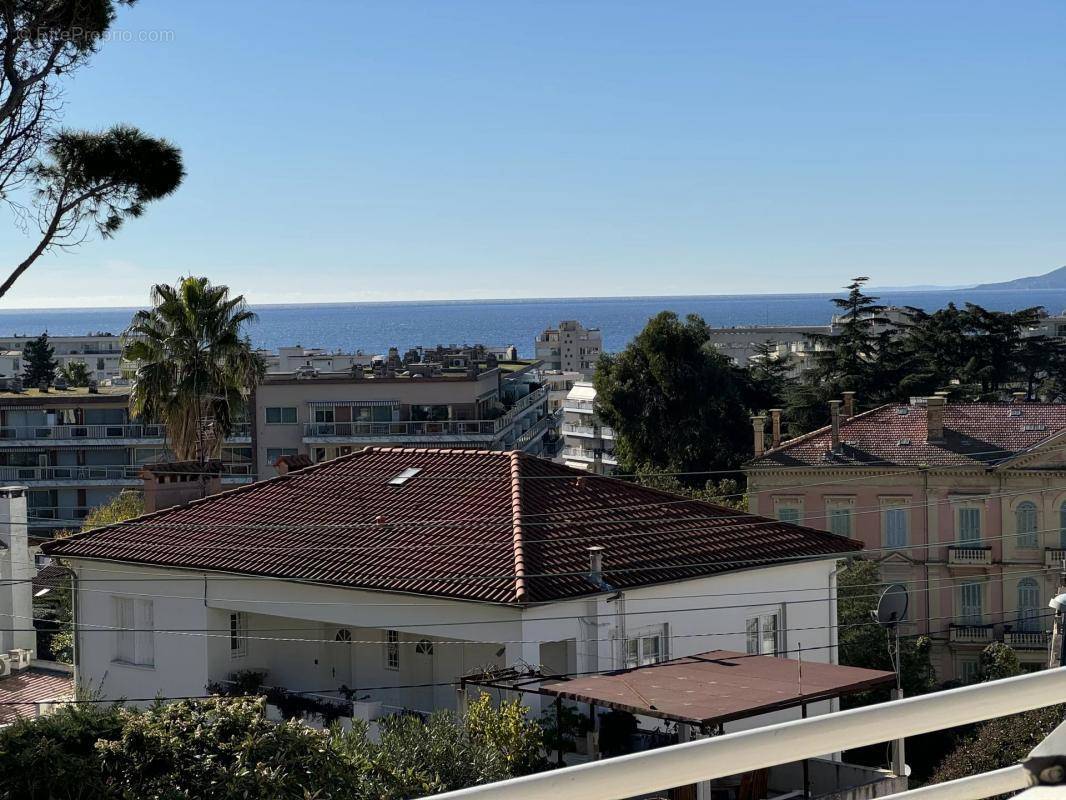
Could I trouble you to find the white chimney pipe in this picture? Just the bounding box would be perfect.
[588,546,605,586]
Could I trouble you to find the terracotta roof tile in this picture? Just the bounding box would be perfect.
[752,402,1066,469]
[0,668,74,726]
[45,448,861,603]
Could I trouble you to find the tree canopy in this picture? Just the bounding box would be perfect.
[593,311,753,480]
[0,1,183,298]
[58,359,92,387]
[20,332,56,386]
[124,277,264,461]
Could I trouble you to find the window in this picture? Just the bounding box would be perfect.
[385,630,400,670]
[625,626,668,668]
[96,358,105,371]
[230,612,248,658]
[746,613,780,656]
[777,507,800,524]
[960,581,983,626]
[957,507,982,545]
[828,507,852,537]
[112,596,154,666]
[265,407,298,424]
[1016,501,1039,548]
[883,505,908,549]
[958,658,979,684]
[1017,578,1041,632]
[314,407,334,424]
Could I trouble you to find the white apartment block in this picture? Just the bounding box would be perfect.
[0,334,127,381]
[559,382,617,474]
[535,321,602,378]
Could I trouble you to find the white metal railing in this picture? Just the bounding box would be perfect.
[304,420,499,438]
[0,421,250,441]
[0,462,253,482]
[563,400,596,413]
[430,668,1066,800]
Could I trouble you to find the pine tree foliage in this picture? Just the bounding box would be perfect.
[21,332,56,386]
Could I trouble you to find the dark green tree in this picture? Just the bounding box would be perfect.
[58,360,92,387]
[977,641,1021,682]
[594,312,752,480]
[21,333,57,386]
[836,560,936,704]
[896,304,969,398]
[960,305,1044,396]
[0,2,184,299]
[747,340,794,412]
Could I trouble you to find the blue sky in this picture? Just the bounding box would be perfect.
[1,1,1064,307]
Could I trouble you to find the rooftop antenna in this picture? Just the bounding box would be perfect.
[873,584,909,779]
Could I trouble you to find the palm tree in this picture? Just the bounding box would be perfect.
[124,277,264,462]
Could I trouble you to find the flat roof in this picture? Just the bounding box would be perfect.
[538,650,894,727]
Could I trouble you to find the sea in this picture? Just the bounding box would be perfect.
[3,288,1066,358]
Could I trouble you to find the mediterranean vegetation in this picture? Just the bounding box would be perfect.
[0,0,184,298]
[20,332,56,387]
[0,695,546,799]
[124,277,264,461]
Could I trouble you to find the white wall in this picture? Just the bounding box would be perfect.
[67,557,841,727]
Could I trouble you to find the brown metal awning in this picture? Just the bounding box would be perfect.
[537,650,895,728]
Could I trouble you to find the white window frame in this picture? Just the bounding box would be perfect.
[385,629,400,671]
[959,580,984,626]
[1017,578,1041,632]
[112,596,154,667]
[745,611,781,656]
[880,498,909,549]
[624,624,669,668]
[230,612,248,658]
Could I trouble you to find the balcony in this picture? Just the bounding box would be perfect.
[949,623,994,644]
[28,506,90,527]
[0,423,165,446]
[1045,547,1066,568]
[1005,630,1049,650]
[304,419,500,443]
[562,446,618,466]
[947,545,993,566]
[563,399,596,413]
[0,462,254,486]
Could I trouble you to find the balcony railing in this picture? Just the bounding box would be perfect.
[563,423,616,440]
[562,446,618,465]
[1045,547,1066,568]
[949,623,995,644]
[430,668,1066,800]
[0,421,250,442]
[305,420,499,438]
[0,462,253,483]
[947,546,993,566]
[28,506,90,526]
[1005,630,1049,650]
[0,423,165,441]
[563,399,596,413]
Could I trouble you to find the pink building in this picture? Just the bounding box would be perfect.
[745,395,1066,682]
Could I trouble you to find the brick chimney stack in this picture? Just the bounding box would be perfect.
[926,396,946,442]
[752,415,766,457]
[275,454,313,476]
[829,400,842,452]
[141,462,223,513]
[769,409,782,448]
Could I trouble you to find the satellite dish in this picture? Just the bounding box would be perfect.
[875,585,909,627]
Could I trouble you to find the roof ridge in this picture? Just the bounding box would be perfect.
[753,402,894,460]
[508,451,527,603]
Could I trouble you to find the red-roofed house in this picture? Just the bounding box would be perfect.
[746,396,1066,681]
[45,447,861,725]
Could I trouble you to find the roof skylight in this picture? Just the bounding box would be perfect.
[388,467,423,486]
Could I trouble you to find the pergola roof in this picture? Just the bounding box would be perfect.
[538,650,895,727]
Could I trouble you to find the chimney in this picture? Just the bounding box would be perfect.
[829,400,842,452]
[770,409,782,448]
[141,461,224,513]
[1013,391,1027,404]
[275,454,313,475]
[926,396,946,442]
[588,545,605,586]
[752,415,766,457]
[842,391,856,418]
[0,487,35,656]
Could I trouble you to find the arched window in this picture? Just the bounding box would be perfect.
[1016,501,1038,548]
[1018,578,1041,632]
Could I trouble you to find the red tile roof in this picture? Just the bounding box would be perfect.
[0,668,74,726]
[751,402,1066,469]
[45,448,861,604]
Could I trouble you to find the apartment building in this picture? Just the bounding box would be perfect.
[254,351,551,477]
[0,334,127,381]
[535,321,602,377]
[745,394,1066,681]
[262,343,519,374]
[541,369,585,414]
[559,382,616,474]
[0,383,252,540]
